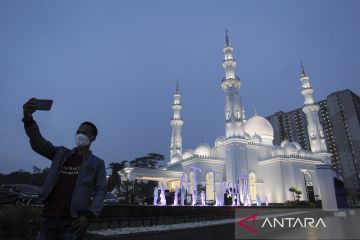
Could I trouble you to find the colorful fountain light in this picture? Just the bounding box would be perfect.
[152,171,270,208]
[160,184,166,206]
[265,195,269,206]
[256,194,261,206]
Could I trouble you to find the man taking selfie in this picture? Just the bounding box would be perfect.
[22,98,107,240]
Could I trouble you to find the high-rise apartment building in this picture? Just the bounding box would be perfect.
[267,89,360,199]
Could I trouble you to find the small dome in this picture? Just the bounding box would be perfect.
[182,149,194,160]
[293,142,302,150]
[272,146,284,155]
[215,136,225,147]
[194,143,211,156]
[171,153,182,163]
[280,140,289,148]
[244,115,274,145]
[252,133,262,143]
[244,133,251,140]
[283,142,298,155]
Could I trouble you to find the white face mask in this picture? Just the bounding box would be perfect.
[75,133,90,147]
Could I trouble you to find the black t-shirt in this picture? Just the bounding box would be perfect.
[41,153,83,217]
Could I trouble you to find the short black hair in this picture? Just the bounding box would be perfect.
[81,121,98,138]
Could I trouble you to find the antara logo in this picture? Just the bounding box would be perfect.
[237,214,326,234]
[261,217,327,228]
[237,214,258,233]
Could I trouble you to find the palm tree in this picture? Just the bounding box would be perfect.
[289,187,296,201]
[295,190,302,202]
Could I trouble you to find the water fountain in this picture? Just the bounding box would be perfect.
[256,194,261,206]
[180,188,185,206]
[201,191,206,206]
[180,173,187,206]
[265,195,269,206]
[192,189,197,206]
[243,194,247,206]
[190,167,201,206]
[173,186,179,206]
[160,184,166,206]
[153,187,158,206]
[236,184,241,206]
[151,171,269,208]
[247,194,252,206]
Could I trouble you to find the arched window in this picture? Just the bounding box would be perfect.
[304,171,313,186]
[226,111,230,120]
[206,172,215,201]
[310,131,316,140]
[235,110,241,119]
[249,172,257,203]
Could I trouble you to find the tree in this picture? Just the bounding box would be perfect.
[118,179,157,205]
[295,190,302,202]
[129,153,164,169]
[30,166,41,185]
[0,168,49,187]
[119,180,135,204]
[107,161,128,192]
[289,187,296,201]
[115,153,164,204]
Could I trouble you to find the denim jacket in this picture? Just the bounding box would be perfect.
[23,117,107,219]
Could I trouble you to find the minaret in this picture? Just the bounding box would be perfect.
[240,97,246,123]
[170,80,184,161]
[221,30,244,138]
[300,62,327,153]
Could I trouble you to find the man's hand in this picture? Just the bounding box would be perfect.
[71,215,90,236]
[23,98,37,120]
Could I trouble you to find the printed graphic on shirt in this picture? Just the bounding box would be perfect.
[60,165,81,175]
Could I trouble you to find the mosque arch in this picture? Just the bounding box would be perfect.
[303,171,315,202]
[304,171,312,183]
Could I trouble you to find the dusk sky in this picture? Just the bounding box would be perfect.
[1,1,359,174]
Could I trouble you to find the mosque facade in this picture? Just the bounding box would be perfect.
[121,32,336,205]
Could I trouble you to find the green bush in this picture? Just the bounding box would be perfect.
[0,205,41,239]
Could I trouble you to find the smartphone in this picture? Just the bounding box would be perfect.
[36,99,53,111]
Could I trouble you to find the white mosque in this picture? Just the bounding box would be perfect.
[121,31,338,208]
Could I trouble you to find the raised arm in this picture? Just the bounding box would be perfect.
[22,98,57,160]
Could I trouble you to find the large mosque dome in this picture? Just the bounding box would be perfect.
[244,115,274,145]
[194,143,211,156]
